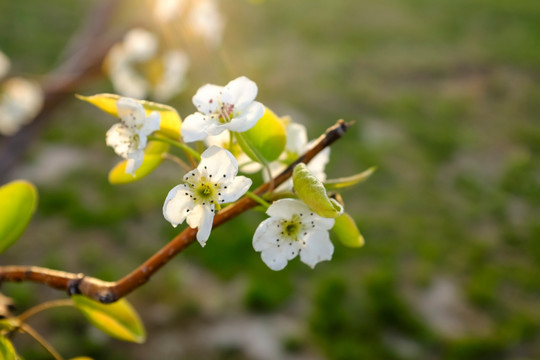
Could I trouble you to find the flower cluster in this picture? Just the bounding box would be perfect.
[106,28,189,102]
[90,75,365,272]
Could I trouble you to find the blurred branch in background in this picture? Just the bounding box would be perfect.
[0,0,122,181]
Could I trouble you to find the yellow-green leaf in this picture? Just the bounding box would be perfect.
[292,164,343,218]
[0,336,18,360]
[72,295,146,344]
[0,180,38,254]
[69,357,94,360]
[237,108,286,163]
[332,212,364,248]
[108,141,169,184]
[76,93,182,140]
[324,167,376,190]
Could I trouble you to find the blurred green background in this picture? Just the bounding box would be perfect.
[1,0,540,359]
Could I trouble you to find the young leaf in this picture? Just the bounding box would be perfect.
[76,93,182,140]
[292,164,343,218]
[108,141,169,184]
[332,212,364,247]
[0,336,18,360]
[0,180,38,255]
[324,167,376,190]
[72,295,146,344]
[237,108,286,163]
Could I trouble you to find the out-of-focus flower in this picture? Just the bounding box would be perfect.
[163,146,252,246]
[0,50,10,80]
[106,28,189,102]
[0,78,43,136]
[106,97,160,175]
[264,121,330,188]
[253,199,335,270]
[181,76,264,142]
[154,0,224,48]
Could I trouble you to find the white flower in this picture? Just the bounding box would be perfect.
[181,76,265,142]
[106,28,190,102]
[253,199,335,271]
[0,78,43,136]
[163,146,252,246]
[265,121,330,189]
[105,97,160,175]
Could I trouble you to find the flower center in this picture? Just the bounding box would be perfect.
[280,215,303,240]
[217,102,235,124]
[192,177,221,207]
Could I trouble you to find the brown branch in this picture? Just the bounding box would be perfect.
[0,120,350,303]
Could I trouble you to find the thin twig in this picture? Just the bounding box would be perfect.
[0,120,350,303]
[20,323,64,360]
[17,299,74,323]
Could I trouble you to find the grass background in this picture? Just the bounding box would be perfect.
[1,0,540,359]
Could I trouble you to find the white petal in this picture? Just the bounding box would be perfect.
[261,247,290,271]
[186,204,215,246]
[286,122,308,155]
[266,199,311,220]
[123,28,158,61]
[117,97,146,128]
[221,76,258,110]
[198,146,238,180]
[300,231,334,269]
[192,84,222,114]
[204,130,231,148]
[181,112,210,142]
[219,176,252,203]
[140,111,161,136]
[125,150,144,175]
[154,50,189,101]
[106,123,131,157]
[163,184,194,227]
[306,142,330,182]
[253,218,278,251]
[225,101,264,132]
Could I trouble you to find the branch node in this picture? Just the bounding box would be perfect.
[67,273,85,296]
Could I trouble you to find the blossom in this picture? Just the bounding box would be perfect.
[106,28,189,102]
[0,78,43,136]
[181,76,265,142]
[105,97,160,175]
[163,146,252,246]
[253,199,335,270]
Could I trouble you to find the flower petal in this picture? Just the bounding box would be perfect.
[106,123,131,158]
[299,230,334,269]
[286,122,308,155]
[192,84,221,114]
[163,184,194,227]
[307,142,330,182]
[253,218,278,251]
[181,112,210,142]
[117,97,146,128]
[266,198,311,220]
[261,246,290,271]
[219,176,252,203]
[140,111,161,137]
[198,146,239,180]
[225,101,264,132]
[186,204,215,246]
[125,150,144,175]
[222,76,258,110]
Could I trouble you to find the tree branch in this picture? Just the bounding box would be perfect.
[0,120,350,303]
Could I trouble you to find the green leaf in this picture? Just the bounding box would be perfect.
[0,180,38,254]
[324,167,376,190]
[108,141,169,184]
[237,108,286,163]
[72,295,146,343]
[332,212,364,248]
[69,357,94,360]
[0,336,18,360]
[292,164,343,218]
[76,93,182,140]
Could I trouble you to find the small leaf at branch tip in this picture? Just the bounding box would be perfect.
[0,335,18,360]
[332,212,365,248]
[0,180,38,255]
[292,164,343,218]
[72,295,146,343]
[323,166,377,190]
